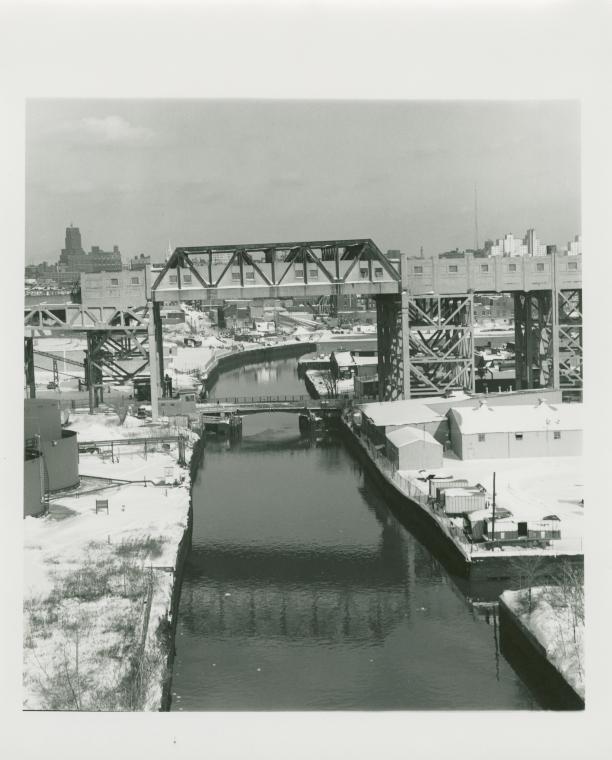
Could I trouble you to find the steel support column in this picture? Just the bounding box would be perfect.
[24,337,36,398]
[153,302,165,397]
[148,301,160,420]
[376,295,404,401]
[513,291,554,390]
[557,289,583,390]
[376,292,474,400]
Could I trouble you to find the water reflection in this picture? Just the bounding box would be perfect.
[172,362,539,710]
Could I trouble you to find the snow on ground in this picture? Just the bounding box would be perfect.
[400,454,583,555]
[23,412,193,711]
[502,587,584,699]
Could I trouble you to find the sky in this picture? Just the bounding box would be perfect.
[25,99,580,264]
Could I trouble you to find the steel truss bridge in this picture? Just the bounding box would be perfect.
[24,239,583,411]
[151,239,582,401]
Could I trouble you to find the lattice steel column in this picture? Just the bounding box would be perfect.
[405,295,475,397]
[376,295,405,401]
[513,292,554,390]
[557,289,583,389]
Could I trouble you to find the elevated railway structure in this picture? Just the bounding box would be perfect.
[151,239,582,407]
[24,239,582,415]
[24,304,152,410]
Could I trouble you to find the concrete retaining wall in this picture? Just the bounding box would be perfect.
[498,597,584,710]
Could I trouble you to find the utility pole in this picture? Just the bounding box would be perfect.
[474,182,480,251]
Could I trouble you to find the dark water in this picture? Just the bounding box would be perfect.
[171,359,538,710]
[207,357,306,399]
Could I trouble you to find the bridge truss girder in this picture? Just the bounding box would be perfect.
[151,238,401,302]
[377,293,475,400]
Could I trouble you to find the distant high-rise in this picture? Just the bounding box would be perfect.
[58,224,122,273]
[64,224,83,255]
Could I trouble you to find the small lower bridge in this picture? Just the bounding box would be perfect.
[196,394,346,416]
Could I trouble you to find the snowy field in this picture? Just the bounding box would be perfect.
[23,412,193,711]
[502,586,584,699]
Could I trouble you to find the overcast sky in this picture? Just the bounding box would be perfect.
[25,99,580,264]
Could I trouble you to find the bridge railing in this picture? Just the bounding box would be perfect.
[205,394,346,407]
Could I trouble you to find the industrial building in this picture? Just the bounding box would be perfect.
[24,399,79,517]
[385,426,443,471]
[359,398,449,447]
[80,268,150,308]
[448,399,582,459]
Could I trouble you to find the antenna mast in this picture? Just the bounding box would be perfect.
[474,182,479,251]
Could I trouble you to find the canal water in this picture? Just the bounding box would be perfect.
[171,358,539,710]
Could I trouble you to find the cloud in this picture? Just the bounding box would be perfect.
[60,115,156,145]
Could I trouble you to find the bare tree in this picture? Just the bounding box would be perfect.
[319,370,339,399]
[511,554,547,613]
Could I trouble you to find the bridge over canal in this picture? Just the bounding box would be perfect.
[25,239,582,414]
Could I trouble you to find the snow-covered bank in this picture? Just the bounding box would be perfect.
[23,412,196,711]
[501,586,584,700]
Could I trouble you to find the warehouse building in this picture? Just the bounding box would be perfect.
[447,399,582,459]
[385,426,443,471]
[359,398,449,447]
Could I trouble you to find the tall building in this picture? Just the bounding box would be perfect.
[64,224,83,255]
[523,228,547,256]
[486,229,546,257]
[58,225,122,273]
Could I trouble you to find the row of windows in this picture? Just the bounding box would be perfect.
[477,431,562,442]
[109,277,140,286]
[414,261,578,276]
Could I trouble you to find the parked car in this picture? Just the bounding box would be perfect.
[46,381,58,390]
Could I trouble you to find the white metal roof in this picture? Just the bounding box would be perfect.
[450,401,583,434]
[386,425,440,448]
[360,399,445,427]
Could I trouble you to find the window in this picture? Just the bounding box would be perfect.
[554,431,561,440]
[449,265,458,273]
[231,269,240,281]
[508,263,517,272]
[478,433,486,442]
[480,264,489,273]
[360,267,369,279]
[131,277,139,285]
[374,267,384,278]
[536,263,545,272]
[414,265,423,274]
[568,262,578,271]
[245,270,255,280]
[515,433,523,440]
[169,275,177,284]
[110,278,119,286]
[295,266,304,278]
[308,268,319,279]
[183,274,192,283]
